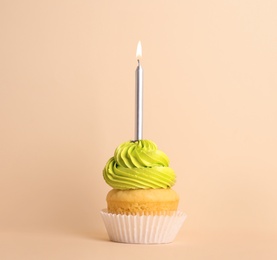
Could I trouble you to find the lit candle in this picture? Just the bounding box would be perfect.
[135,41,143,140]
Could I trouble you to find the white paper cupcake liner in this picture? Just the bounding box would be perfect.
[100,209,186,244]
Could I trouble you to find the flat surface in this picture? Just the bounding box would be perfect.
[1,229,277,260]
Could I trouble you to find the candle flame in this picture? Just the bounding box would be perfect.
[136,41,142,60]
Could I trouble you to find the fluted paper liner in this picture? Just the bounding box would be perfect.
[101,209,186,244]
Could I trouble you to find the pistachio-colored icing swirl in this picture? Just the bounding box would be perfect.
[103,140,176,189]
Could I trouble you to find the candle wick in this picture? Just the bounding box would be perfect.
[137,59,140,66]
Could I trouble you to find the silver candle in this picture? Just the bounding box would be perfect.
[135,41,143,140]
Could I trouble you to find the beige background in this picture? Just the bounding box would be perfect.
[1,0,277,259]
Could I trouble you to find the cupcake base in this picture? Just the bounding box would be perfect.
[106,189,179,215]
[100,209,186,244]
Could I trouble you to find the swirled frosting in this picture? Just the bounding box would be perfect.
[103,140,176,189]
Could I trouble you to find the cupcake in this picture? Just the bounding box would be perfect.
[101,140,186,244]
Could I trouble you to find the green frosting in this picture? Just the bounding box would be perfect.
[103,140,176,189]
